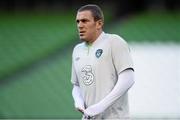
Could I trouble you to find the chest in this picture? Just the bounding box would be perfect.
[74,43,111,68]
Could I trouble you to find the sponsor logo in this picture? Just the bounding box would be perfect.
[81,65,94,86]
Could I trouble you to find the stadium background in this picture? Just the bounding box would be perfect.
[0,0,179,119]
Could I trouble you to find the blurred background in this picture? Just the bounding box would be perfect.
[0,0,180,119]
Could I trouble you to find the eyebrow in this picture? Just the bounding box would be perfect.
[76,18,90,23]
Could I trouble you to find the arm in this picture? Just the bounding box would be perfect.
[84,69,134,116]
[72,85,85,113]
[71,47,85,114]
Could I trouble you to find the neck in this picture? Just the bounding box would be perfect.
[88,30,102,44]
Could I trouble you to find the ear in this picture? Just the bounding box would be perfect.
[96,20,103,30]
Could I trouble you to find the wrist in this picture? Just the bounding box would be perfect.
[75,102,85,110]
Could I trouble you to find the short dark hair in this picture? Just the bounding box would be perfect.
[78,4,104,22]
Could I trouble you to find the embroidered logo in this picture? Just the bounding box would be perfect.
[95,49,103,58]
[81,65,94,86]
[75,57,80,61]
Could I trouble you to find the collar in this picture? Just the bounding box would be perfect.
[85,31,105,48]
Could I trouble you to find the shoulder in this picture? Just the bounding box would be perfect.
[106,33,128,47]
[73,42,85,51]
[72,42,85,56]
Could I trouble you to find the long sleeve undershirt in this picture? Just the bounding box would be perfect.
[72,85,85,110]
[84,69,134,116]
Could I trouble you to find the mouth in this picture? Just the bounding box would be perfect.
[79,31,86,36]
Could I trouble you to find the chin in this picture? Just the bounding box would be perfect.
[80,37,87,41]
[80,39,88,42]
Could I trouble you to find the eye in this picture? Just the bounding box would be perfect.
[81,19,87,23]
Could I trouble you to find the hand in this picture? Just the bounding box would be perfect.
[76,107,84,114]
[83,109,95,120]
[84,104,103,116]
[83,115,94,120]
[84,107,96,117]
[77,108,94,119]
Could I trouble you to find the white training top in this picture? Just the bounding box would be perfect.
[71,32,134,119]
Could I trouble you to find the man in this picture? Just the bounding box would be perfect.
[71,4,134,119]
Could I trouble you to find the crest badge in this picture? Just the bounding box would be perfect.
[95,49,103,58]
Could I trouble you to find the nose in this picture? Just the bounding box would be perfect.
[77,21,83,29]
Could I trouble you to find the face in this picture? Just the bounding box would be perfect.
[76,10,103,43]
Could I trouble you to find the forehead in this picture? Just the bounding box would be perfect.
[76,10,94,20]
